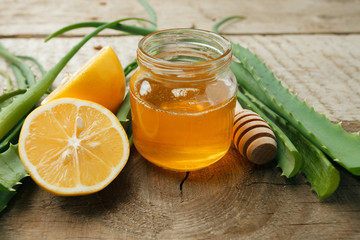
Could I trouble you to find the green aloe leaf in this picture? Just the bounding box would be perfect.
[116,59,137,147]
[232,43,360,176]
[0,49,35,87]
[11,64,27,89]
[212,15,245,34]
[0,89,27,153]
[0,69,13,91]
[0,145,27,213]
[0,144,28,191]
[17,55,47,77]
[0,190,17,212]
[44,18,154,42]
[245,91,340,200]
[138,0,158,29]
[0,89,27,110]
[0,118,25,153]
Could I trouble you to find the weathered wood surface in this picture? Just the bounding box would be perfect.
[1,0,360,239]
[1,146,360,239]
[1,0,360,36]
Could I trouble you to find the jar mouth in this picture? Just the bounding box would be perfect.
[137,28,232,78]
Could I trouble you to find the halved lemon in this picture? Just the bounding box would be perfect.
[18,98,130,196]
[42,46,126,113]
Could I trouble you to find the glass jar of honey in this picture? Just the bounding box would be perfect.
[130,28,237,171]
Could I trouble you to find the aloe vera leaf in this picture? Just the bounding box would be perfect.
[232,43,360,176]
[117,93,131,129]
[0,118,24,153]
[0,145,28,213]
[0,49,35,87]
[237,90,302,178]
[128,134,133,147]
[0,144,28,191]
[116,59,139,146]
[17,55,47,77]
[11,64,27,89]
[138,0,157,29]
[0,70,13,91]
[231,61,264,98]
[0,190,16,212]
[45,18,155,42]
[116,93,132,145]
[212,16,245,34]
[118,60,138,127]
[0,89,26,108]
[116,93,133,147]
[245,91,340,200]
[0,44,28,89]
[0,89,27,152]
[0,19,132,141]
[124,59,138,76]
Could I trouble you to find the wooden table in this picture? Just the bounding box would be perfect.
[1,0,360,239]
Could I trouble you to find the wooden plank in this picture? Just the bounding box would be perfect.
[1,0,360,37]
[1,35,360,122]
[1,144,359,239]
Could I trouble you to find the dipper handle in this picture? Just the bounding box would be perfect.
[233,101,277,165]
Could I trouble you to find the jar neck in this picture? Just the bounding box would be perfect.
[137,28,232,81]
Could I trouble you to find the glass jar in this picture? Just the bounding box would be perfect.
[130,28,237,171]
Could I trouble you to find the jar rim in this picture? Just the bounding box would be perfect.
[137,28,232,69]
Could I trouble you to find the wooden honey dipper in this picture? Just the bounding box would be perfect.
[233,101,277,165]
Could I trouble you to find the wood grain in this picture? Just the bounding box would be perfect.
[1,0,360,37]
[1,144,359,239]
[1,0,360,239]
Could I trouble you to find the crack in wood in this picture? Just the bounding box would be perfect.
[179,172,190,193]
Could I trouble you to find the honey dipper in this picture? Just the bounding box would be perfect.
[233,101,277,165]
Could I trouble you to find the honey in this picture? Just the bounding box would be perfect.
[130,29,236,171]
